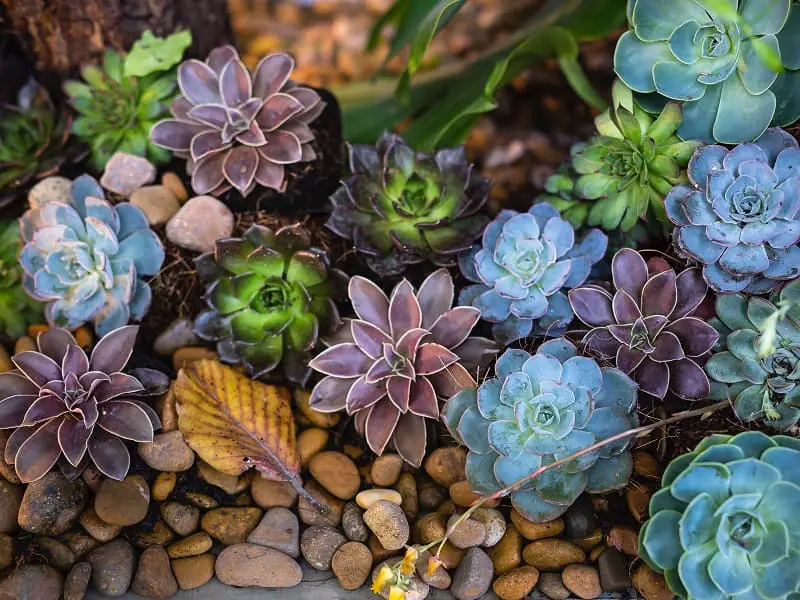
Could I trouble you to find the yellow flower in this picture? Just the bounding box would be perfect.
[389,585,406,600]
[399,547,419,576]
[427,554,444,578]
[371,565,394,594]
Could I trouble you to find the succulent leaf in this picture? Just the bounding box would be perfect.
[0,221,43,338]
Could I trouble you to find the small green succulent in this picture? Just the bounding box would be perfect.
[64,46,181,170]
[533,165,587,230]
[570,80,701,232]
[124,30,192,78]
[639,431,800,600]
[0,221,42,339]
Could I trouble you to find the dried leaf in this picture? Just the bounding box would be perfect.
[174,359,302,488]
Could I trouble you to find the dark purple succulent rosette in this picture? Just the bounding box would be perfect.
[150,45,324,197]
[307,268,497,467]
[568,248,718,400]
[0,326,164,482]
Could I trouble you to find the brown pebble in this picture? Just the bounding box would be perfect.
[14,336,36,354]
[394,472,419,521]
[171,553,215,590]
[196,460,239,494]
[298,479,345,527]
[562,564,602,599]
[416,549,452,589]
[173,346,218,371]
[152,472,177,502]
[371,454,404,487]
[446,513,487,549]
[438,541,466,569]
[298,428,329,467]
[510,509,564,540]
[417,512,447,544]
[252,477,298,509]
[309,451,361,500]
[607,525,639,556]
[161,172,189,202]
[201,507,262,545]
[79,508,121,542]
[331,541,373,590]
[424,447,467,487]
[632,564,673,600]
[356,488,403,509]
[570,527,604,550]
[488,524,522,575]
[64,562,91,600]
[493,565,540,600]
[437,499,458,519]
[627,485,651,522]
[94,475,150,527]
[419,483,448,512]
[523,539,585,570]
[363,499,409,550]
[154,388,178,433]
[132,521,175,549]
[294,389,340,428]
[367,534,401,562]
[185,492,217,509]
[131,546,178,599]
[632,452,661,478]
[167,532,213,558]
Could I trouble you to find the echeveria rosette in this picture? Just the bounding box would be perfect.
[194,224,347,386]
[308,269,497,467]
[0,221,43,339]
[615,0,800,144]
[0,326,164,482]
[570,80,701,232]
[326,133,490,277]
[458,203,608,346]
[706,292,800,430]
[19,175,164,337]
[150,46,323,197]
[639,431,800,600]
[443,339,638,523]
[665,127,800,294]
[569,248,718,400]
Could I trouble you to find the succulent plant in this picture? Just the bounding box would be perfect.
[458,203,607,346]
[569,248,718,400]
[308,268,497,467]
[124,30,192,78]
[326,133,490,276]
[194,224,347,386]
[615,0,800,144]
[533,165,587,230]
[706,290,800,430]
[0,326,165,482]
[64,49,178,170]
[443,338,638,522]
[19,175,164,336]
[0,222,43,340]
[570,80,701,232]
[150,45,324,197]
[665,127,800,294]
[639,430,800,600]
[0,79,78,206]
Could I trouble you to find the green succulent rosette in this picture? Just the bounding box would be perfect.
[0,221,42,339]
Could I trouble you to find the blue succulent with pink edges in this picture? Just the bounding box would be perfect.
[458,203,607,346]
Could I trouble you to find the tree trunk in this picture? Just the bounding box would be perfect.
[0,0,232,73]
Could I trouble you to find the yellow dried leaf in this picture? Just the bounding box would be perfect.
[174,360,302,487]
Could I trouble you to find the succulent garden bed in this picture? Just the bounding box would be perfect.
[2,1,800,600]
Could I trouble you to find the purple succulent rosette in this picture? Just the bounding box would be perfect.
[150,45,324,197]
[308,268,497,467]
[665,127,800,293]
[458,202,607,346]
[569,248,718,400]
[0,326,165,482]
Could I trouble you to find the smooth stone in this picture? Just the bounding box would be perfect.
[356,488,403,509]
[309,451,360,500]
[64,562,91,600]
[152,473,177,502]
[138,431,195,472]
[598,547,632,592]
[363,499,410,551]
[172,347,218,371]
[18,472,87,535]
[417,512,447,544]
[101,152,157,196]
[130,185,180,225]
[472,507,506,547]
[632,564,673,600]
[153,319,199,356]
[488,524,522,575]
[0,564,63,600]
[342,501,370,542]
[300,525,347,570]
[447,514,487,549]
[88,539,136,597]
[131,546,178,599]
[0,533,12,570]
[372,559,429,600]
[161,502,200,537]
[293,389,341,429]
[438,541,466,570]
[185,492,217,509]
[563,494,598,538]
[37,536,77,570]
[247,507,300,557]
[493,565,540,600]
[79,507,122,542]
[424,447,467,487]
[418,483,448,512]
[297,428,329,467]
[0,431,21,483]
[201,507,262,545]
[627,486,651,523]
[394,472,419,521]
[0,479,23,533]
[632,451,661,478]
[607,525,639,556]
[367,534,400,563]
[166,195,234,253]
[132,521,175,549]
[13,336,36,354]
[215,544,302,588]
[416,549,452,589]
[562,564,603,599]
[81,466,104,492]
[0,346,10,374]
[331,541,373,590]
[171,554,216,590]
[538,572,571,600]
[28,176,72,207]
[161,172,189,203]
[167,532,213,559]
[371,454,404,487]
[297,479,344,527]
[510,509,564,541]
[252,477,298,509]
[523,539,586,570]
[450,480,483,507]
[94,475,150,527]
[62,532,101,559]
[450,547,494,600]
[571,527,604,550]
[196,461,239,494]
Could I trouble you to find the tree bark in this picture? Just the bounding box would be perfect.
[1,0,232,73]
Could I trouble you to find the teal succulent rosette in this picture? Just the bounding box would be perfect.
[639,431,800,600]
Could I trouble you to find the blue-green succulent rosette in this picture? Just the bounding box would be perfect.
[19,175,164,336]
[444,339,638,523]
[615,0,800,144]
[665,127,800,294]
[458,203,607,346]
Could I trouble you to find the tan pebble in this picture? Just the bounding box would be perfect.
[74,327,93,350]
[161,172,189,203]
[562,564,602,599]
[417,513,447,544]
[449,480,499,508]
[173,347,218,371]
[343,444,364,460]
[185,492,217,509]
[371,454,404,487]
[298,479,344,528]
[130,185,180,225]
[81,466,103,492]
[233,492,252,506]
[236,471,256,493]
[171,553,215,590]
[196,460,239,494]
[607,525,639,556]
[437,499,457,519]
[331,541,373,590]
[416,549,451,589]
[627,485,651,522]
[0,346,12,373]
[510,509,564,541]
[161,502,200,536]
[589,546,605,561]
[309,451,360,500]
[138,430,195,472]
[363,499,409,551]
[62,532,100,558]
[522,539,585,570]
[424,447,467,487]
[632,564,673,600]
[472,507,506,547]
[418,483,448,512]
[294,389,340,428]
[13,336,36,354]
[493,565,540,600]
[27,324,49,338]
[201,507,262,545]
[94,475,150,527]
[297,428,329,467]
[355,488,403,510]
[394,472,418,521]
[367,534,400,562]
[446,513,486,549]
[153,388,178,433]
[133,520,175,548]
[438,541,465,569]
[488,524,522,574]
[633,451,661,478]
[167,532,213,558]
[79,507,121,542]
[152,472,177,502]
[571,527,604,550]
[252,477,298,509]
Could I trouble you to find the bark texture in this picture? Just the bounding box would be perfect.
[1,0,231,72]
